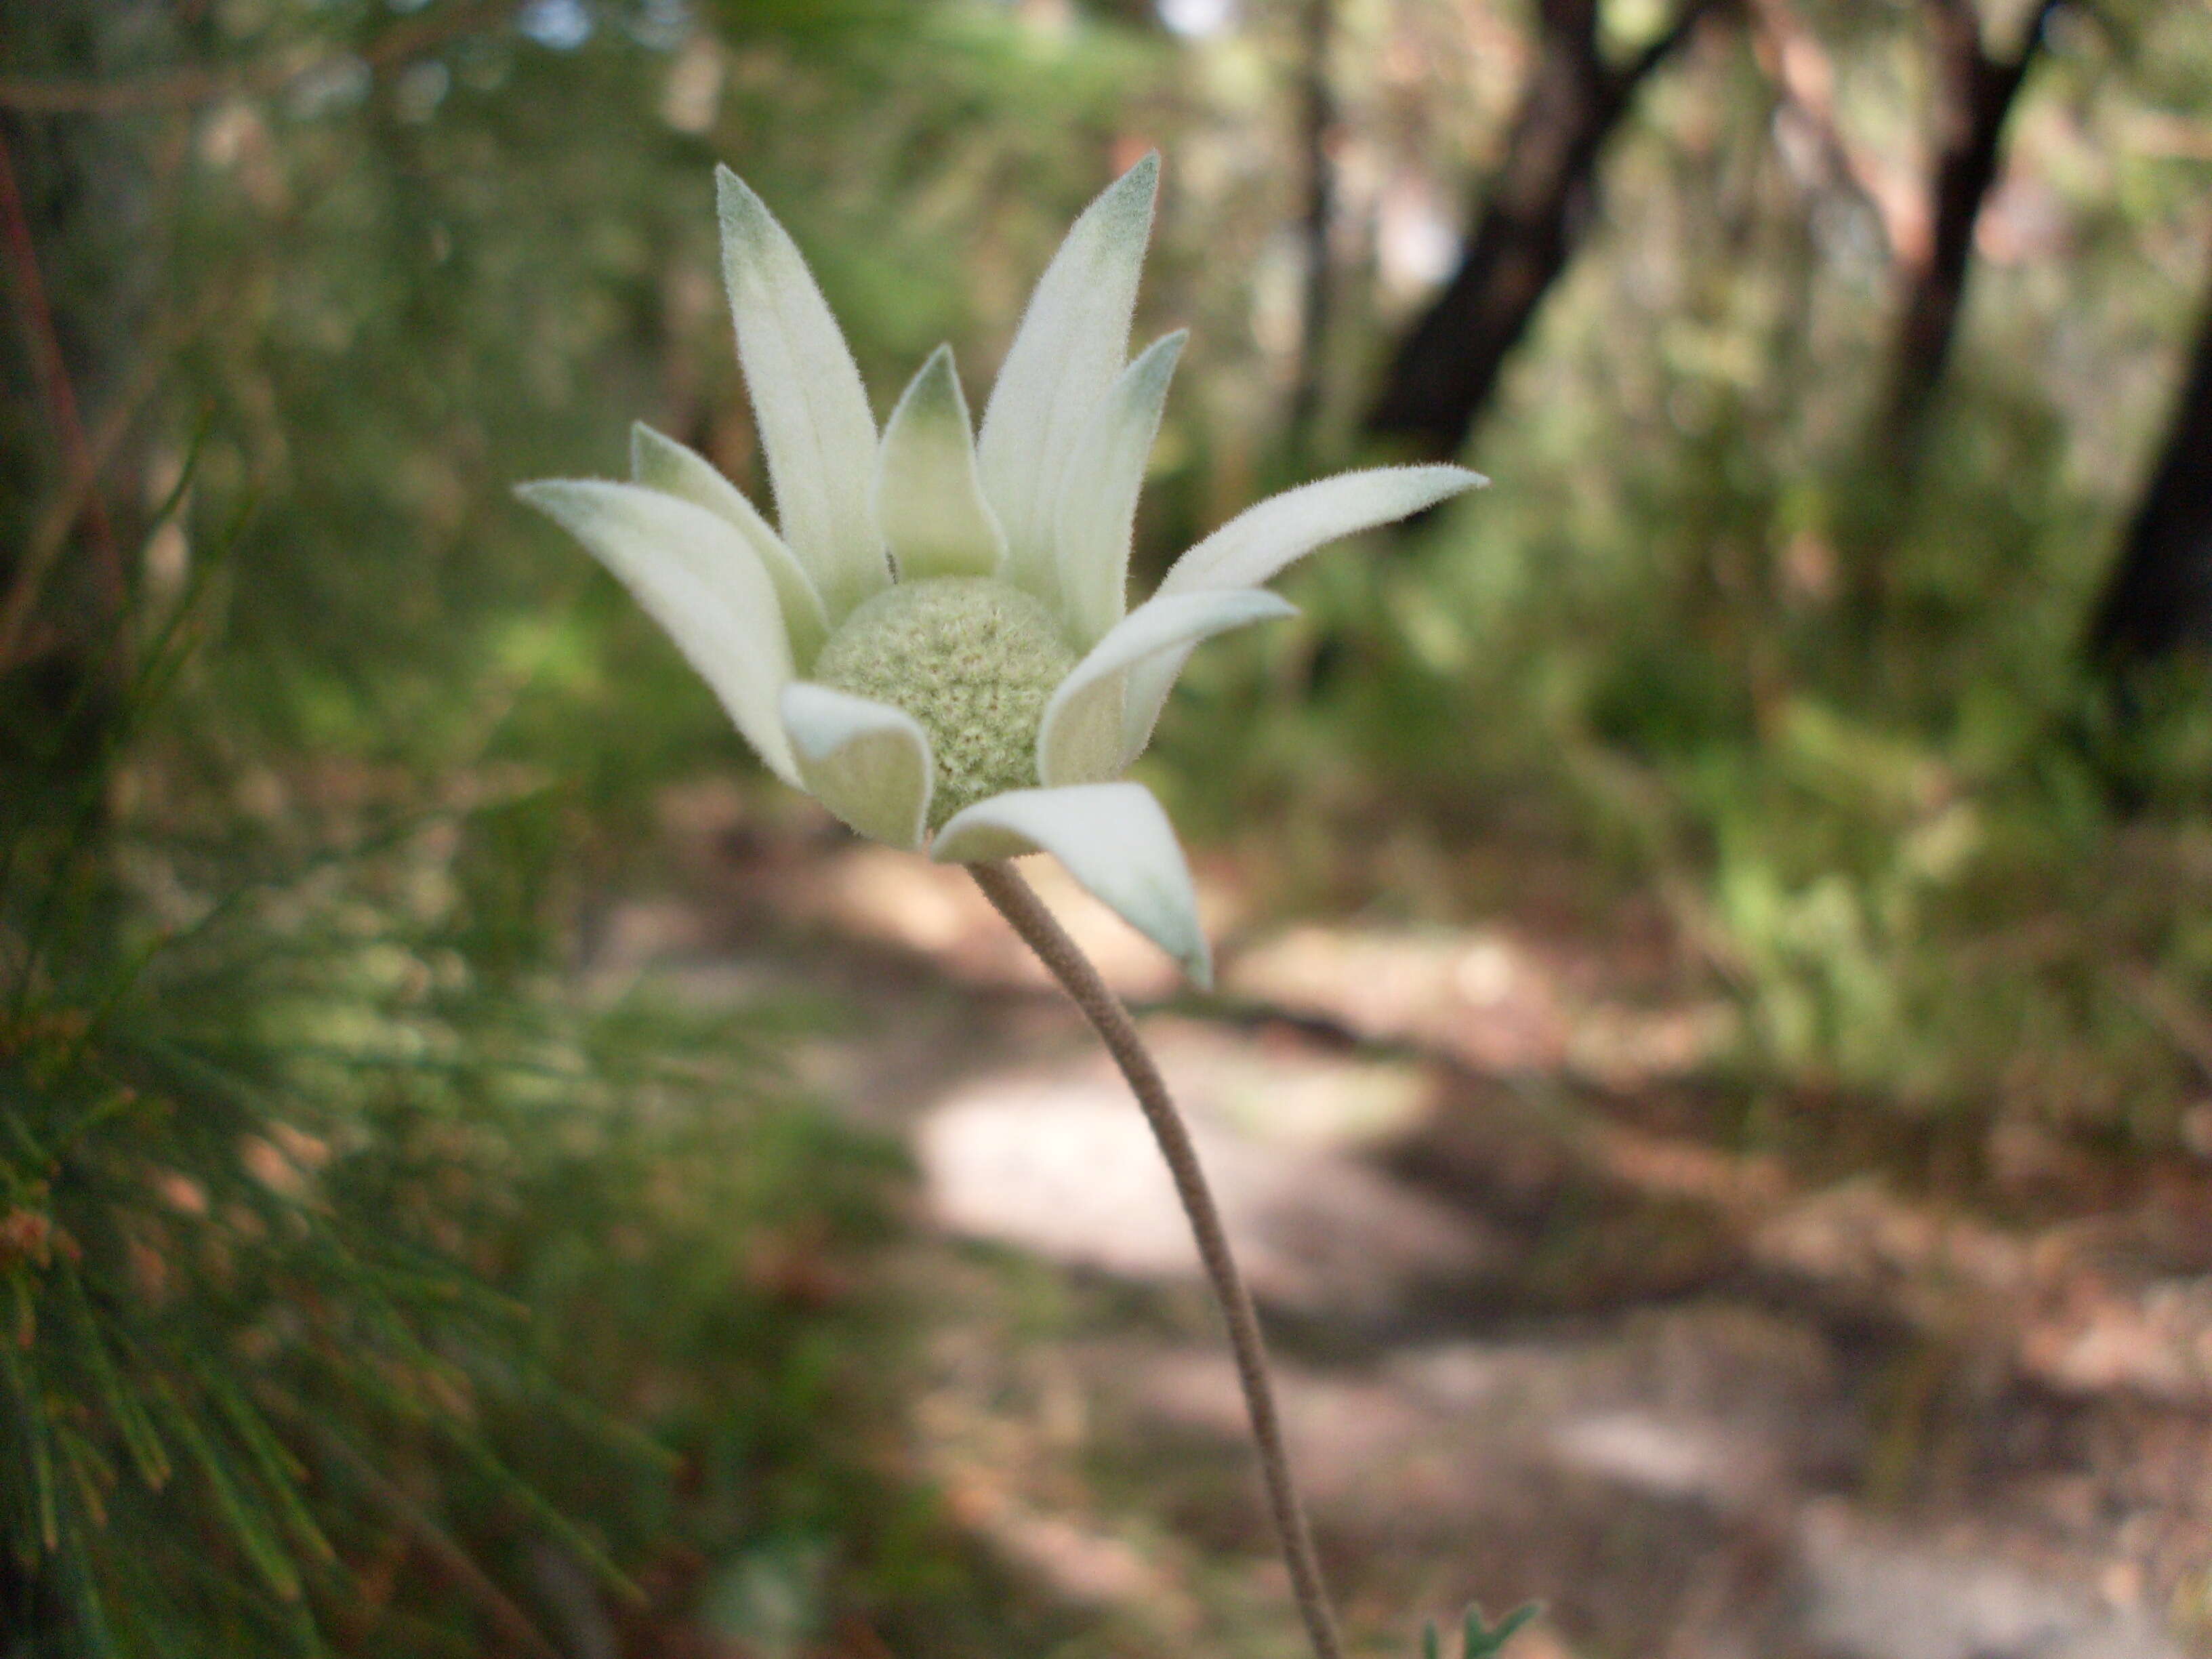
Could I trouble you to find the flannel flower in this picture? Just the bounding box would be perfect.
[519,157,1483,987]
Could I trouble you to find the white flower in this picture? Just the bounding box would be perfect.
[518,157,1483,987]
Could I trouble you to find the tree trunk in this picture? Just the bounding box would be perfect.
[1364,0,1721,459]
[1882,0,2059,447]
[1832,0,2057,651]
[1284,0,1335,462]
[0,4,149,815]
[2091,253,2212,663]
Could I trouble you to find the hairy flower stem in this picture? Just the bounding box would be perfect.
[969,859,1345,1659]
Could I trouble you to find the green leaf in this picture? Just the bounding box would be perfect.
[153,1378,304,1601]
[1,1341,62,1553]
[55,1422,116,1527]
[1462,1601,1542,1659]
[66,1271,173,1490]
[201,1368,337,1566]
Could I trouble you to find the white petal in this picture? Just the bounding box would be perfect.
[1036,588,1294,787]
[1154,464,1486,598]
[780,682,933,850]
[1120,466,1486,766]
[873,346,1006,583]
[630,423,830,665]
[930,782,1211,987]
[1054,330,1185,649]
[716,166,888,621]
[977,154,1159,616]
[517,480,798,784]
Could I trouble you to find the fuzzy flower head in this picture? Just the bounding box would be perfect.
[519,157,1483,985]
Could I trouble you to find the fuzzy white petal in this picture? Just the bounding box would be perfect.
[716,166,888,621]
[1036,588,1295,787]
[517,480,797,784]
[930,782,1211,987]
[873,346,1006,583]
[1054,330,1185,649]
[977,155,1159,616]
[1118,465,1486,766]
[630,422,829,664]
[1154,464,1486,598]
[780,682,933,850]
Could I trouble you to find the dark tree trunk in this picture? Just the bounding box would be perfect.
[0,4,152,817]
[1364,0,1723,459]
[1883,0,2059,447]
[1832,0,2058,650]
[1284,0,1335,461]
[2091,255,2212,663]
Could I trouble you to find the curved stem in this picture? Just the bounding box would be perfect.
[968,859,1345,1659]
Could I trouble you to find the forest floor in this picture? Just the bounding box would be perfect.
[588,782,2212,1659]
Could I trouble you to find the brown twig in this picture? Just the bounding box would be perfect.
[968,859,1345,1659]
[300,1418,566,1659]
[0,127,121,626]
[1746,0,1929,266]
[0,285,226,672]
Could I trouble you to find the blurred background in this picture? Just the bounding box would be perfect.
[5,0,2212,1654]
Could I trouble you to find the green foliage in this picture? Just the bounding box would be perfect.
[1419,1601,1541,1659]
[1153,4,2212,1145]
[3,0,1193,1642]
[0,0,1203,1645]
[7,0,2212,1639]
[0,567,930,1653]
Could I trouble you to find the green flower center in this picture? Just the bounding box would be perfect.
[812,577,1076,828]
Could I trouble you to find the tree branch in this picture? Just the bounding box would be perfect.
[1883,0,2061,442]
[1746,0,1927,266]
[1366,0,1728,455]
[0,128,119,636]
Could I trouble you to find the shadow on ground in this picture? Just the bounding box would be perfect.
[589,785,2212,1659]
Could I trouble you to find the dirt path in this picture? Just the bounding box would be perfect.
[592,794,2212,1659]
